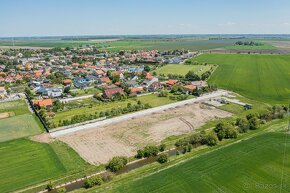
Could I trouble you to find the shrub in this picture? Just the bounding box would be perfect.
[249,117,259,130]
[143,145,159,157]
[159,144,166,152]
[101,172,114,182]
[83,175,103,188]
[46,181,54,191]
[107,156,128,172]
[57,187,66,193]
[205,132,219,146]
[158,153,169,163]
[136,149,144,158]
[176,150,181,155]
[183,145,188,154]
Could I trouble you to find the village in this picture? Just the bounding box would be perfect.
[0,47,214,130]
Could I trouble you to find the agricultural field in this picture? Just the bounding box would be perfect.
[153,64,213,77]
[0,100,42,142]
[0,38,239,51]
[100,121,289,193]
[192,53,290,104]
[0,114,42,142]
[0,138,97,193]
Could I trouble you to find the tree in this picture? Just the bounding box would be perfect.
[144,65,150,72]
[236,118,249,133]
[143,145,159,157]
[159,144,166,152]
[185,71,200,81]
[158,153,168,163]
[136,149,144,158]
[248,117,259,130]
[107,156,128,172]
[205,132,218,146]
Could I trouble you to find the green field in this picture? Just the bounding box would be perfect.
[0,114,42,142]
[224,42,277,50]
[0,99,30,116]
[0,38,238,51]
[153,64,213,76]
[0,138,96,193]
[0,138,65,192]
[192,53,290,104]
[105,122,289,193]
[0,100,43,142]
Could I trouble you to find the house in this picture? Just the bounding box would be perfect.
[62,79,72,85]
[143,73,159,87]
[99,77,111,84]
[74,77,87,83]
[93,70,105,77]
[148,81,164,91]
[182,85,197,94]
[103,88,124,98]
[33,99,53,109]
[36,87,63,98]
[131,87,143,95]
[0,87,6,99]
[163,79,178,87]
[85,75,98,83]
[125,80,138,88]
[74,82,90,89]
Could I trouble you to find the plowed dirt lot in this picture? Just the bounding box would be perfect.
[58,102,232,165]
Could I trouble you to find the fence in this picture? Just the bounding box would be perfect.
[25,93,50,133]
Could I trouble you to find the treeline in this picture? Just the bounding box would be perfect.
[209,37,245,40]
[234,41,263,46]
[175,104,288,148]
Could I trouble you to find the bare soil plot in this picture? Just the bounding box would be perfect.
[0,112,14,119]
[58,102,232,165]
[30,133,55,143]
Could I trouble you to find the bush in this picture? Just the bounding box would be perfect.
[205,132,218,146]
[107,156,128,172]
[57,187,66,193]
[176,150,181,155]
[158,153,169,163]
[159,144,166,152]
[143,145,159,157]
[46,181,54,191]
[101,172,114,182]
[136,149,144,159]
[83,175,103,188]
[249,117,259,130]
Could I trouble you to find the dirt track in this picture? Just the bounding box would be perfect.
[58,102,232,165]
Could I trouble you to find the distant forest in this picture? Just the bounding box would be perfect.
[234,41,263,46]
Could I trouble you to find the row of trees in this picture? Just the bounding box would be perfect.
[136,144,166,159]
[57,102,152,128]
[235,41,263,46]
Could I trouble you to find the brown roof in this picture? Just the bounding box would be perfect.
[131,87,143,93]
[33,99,53,107]
[104,88,124,98]
[182,85,197,90]
[100,77,110,82]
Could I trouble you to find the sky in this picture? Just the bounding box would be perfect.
[0,0,290,37]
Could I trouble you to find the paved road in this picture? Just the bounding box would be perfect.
[50,90,228,138]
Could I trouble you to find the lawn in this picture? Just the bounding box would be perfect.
[106,122,289,193]
[153,64,213,76]
[193,53,290,104]
[0,138,66,192]
[71,87,102,97]
[0,114,42,142]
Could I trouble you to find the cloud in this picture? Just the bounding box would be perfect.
[282,22,290,25]
[226,21,236,25]
[218,21,236,26]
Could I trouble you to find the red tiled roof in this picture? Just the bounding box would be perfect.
[131,87,143,93]
[62,79,72,84]
[104,88,124,98]
[95,70,104,74]
[100,77,110,82]
[182,85,197,90]
[33,99,52,107]
[146,73,155,79]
